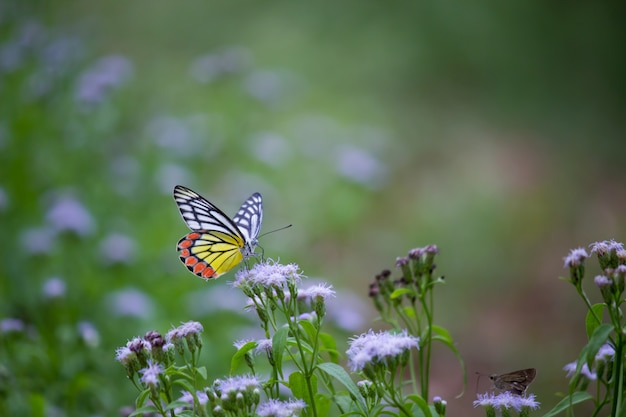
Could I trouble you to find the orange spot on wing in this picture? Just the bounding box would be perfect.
[180,248,190,257]
[179,238,193,249]
[187,232,201,239]
[193,263,206,274]
[202,267,216,279]
[185,257,198,266]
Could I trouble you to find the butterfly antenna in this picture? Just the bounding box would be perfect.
[475,372,484,394]
[259,224,292,238]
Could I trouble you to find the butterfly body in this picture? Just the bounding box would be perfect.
[489,368,536,395]
[173,186,263,280]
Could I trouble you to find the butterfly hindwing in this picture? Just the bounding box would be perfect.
[177,231,244,279]
[173,185,263,280]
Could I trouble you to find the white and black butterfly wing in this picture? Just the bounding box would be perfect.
[173,185,243,237]
[232,192,263,249]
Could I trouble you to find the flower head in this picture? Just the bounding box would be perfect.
[590,239,624,255]
[233,260,302,290]
[167,321,204,354]
[46,194,95,236]
[100,233,136,265]
[298,283,335,302]
[563,361,597,381]
[256,399,306,417]
[42,277,66,299]
[474,392,540,413]
[77,321,100,347]
[563,248,589,268]
[139,360,163,389]
[214,375,261,395]
[346,329,419,372]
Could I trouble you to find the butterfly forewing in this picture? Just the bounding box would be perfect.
[173,186,263,280]
[489,368,536,395]
[174,186,243,237]
[232,192,263,250]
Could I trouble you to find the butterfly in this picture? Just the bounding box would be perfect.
[173,185,263,280]
[488,368,536,395]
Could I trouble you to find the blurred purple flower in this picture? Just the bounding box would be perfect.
[42,276,66,299]
[77,321,100,347]
[100,232,136,265]
[46,194,95,236]
[146,115,213,157]
[335,144,387,189]
[243,69,300,107]
[155,163,191,194]
[0,318,25,334]
[326,290,369,332]
[190,46,252,83]
[20,226,56,254]
[184,286,248,316]
[0,20,46,72]
[106,288,155,319]
[75,55,133,106]
[0,186,8,211]
[249,132,292,167]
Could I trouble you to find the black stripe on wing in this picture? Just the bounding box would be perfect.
[173,185,243,238]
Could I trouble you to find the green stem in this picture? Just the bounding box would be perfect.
[610,334,623,417]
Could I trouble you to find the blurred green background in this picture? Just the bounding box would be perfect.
[1,1,625,416]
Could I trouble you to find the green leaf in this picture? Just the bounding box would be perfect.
[314,393,332,417]
[135,388,151,408]
[165,400,193,411]
[273,326,290,376]
[585,304,605,339]
[129,405,159,416]
[289,371,317,406]
[403,306,417,319]
[541,391,593,417]
[230,340,257,374]
[287,337,315,354]
[197,366,208,381]
[407,394,432,417]
[319,332,340,363]
[299,319,318,342]
[333,393,355,415]
[317,362,367,412]
[173,378,195,394]
[391,288,414,299]
[431,325,466,398]
[581,324,613,367]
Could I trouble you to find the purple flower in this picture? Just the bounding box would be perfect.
[106,288,155,319]
[139,360,163,388]
[298,283,335,302]
[42,277,66,299]
[75,55,133,106]
[77,321,100,347]
[0,318,25,334]
[346,329,419,371]
[474,392,540,412]
[335,144,387,189]
[563,247,588,268]
[20,226,56,255]
[590,239,624,255]
[256,399,306,417]
[563,361,597,380]
[214,375,261,395]
[99,233,136,265]
[233,260,302,289]
[46,194,95,236]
